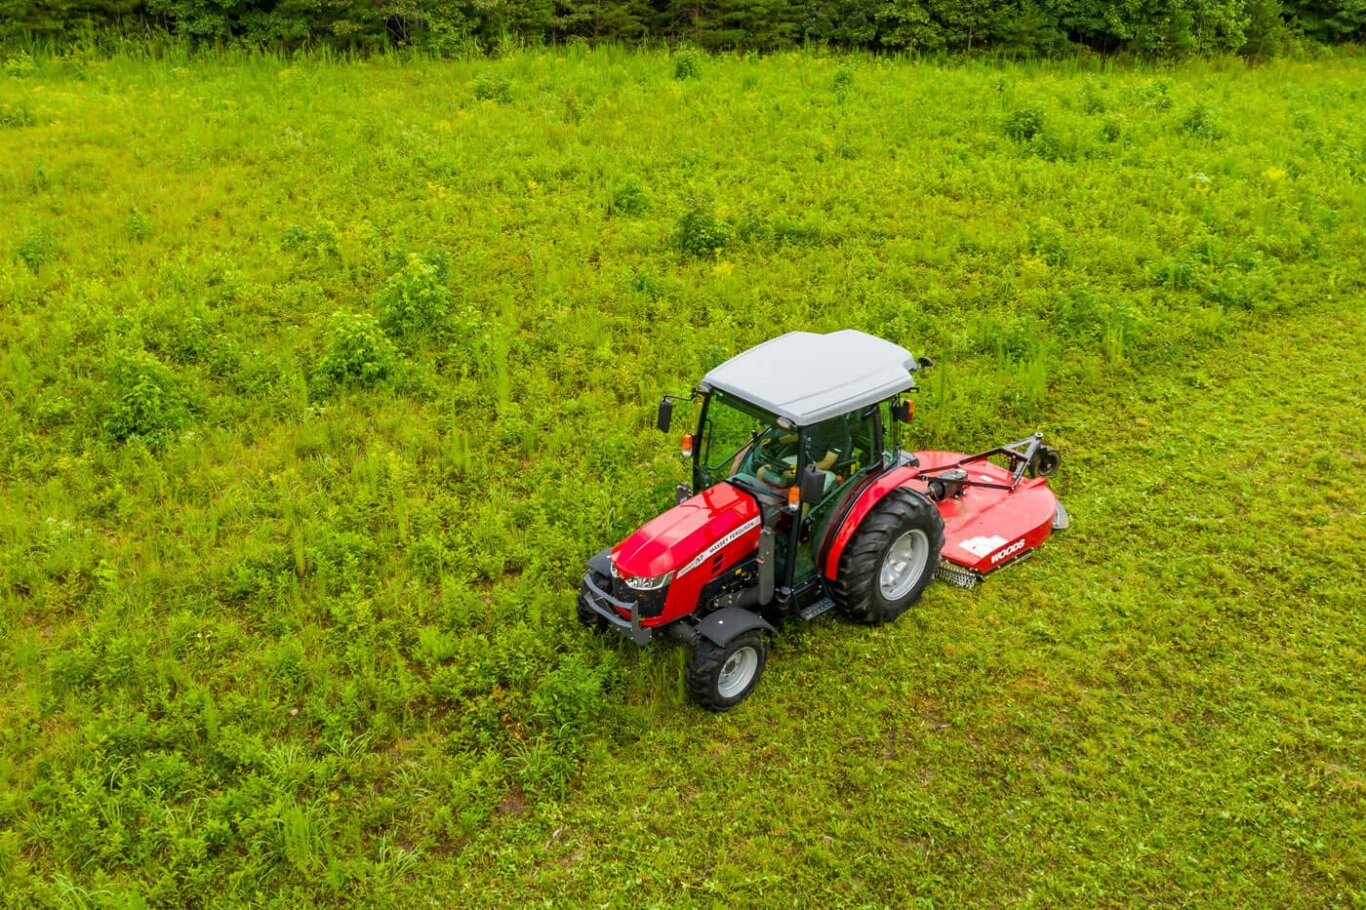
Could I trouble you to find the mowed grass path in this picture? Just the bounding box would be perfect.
[430,302,1364,907]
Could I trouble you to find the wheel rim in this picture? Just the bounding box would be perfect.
[880,529,929,600]
[717,646,758,699]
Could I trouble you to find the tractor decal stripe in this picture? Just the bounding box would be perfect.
[676,516,762,580]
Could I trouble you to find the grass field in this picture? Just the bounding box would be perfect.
[1,47,1363,906]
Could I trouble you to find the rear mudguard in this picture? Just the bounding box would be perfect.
[822,452,1063,582]
[695,607,776,648]
[821,466,920,580]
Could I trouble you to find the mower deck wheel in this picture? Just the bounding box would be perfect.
[685,630,768,711]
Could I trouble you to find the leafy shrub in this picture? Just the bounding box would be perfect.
[13,225,55,272]
[0,101,35,128]
[674,200,732,258]
[629,269,673,301]
[833,64,855,97]
[674,48,701,81]
[1180,103,1221,140]
[4,51,35,78]
[127,208,152,242]
[1100,114,1125,143]
[609,176,651,216]
[473,72,513,103]
[1002,107,1045,141]
[1026,131,1069,162]
[734,205,771,244]
[103,351,192,445]
[1128,80,1172,111]
[1080,81,1106,114]
[376,254,451,339]
[280,220,339,258]
[317,311,398,387]
[32,390,75,427]
[1026,216,1069,265]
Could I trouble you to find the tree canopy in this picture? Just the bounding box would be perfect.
[1,0,1363,57]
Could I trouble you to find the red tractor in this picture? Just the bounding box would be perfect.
[578,330,1068,710]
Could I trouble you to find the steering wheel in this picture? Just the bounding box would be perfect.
[746,431,797,489]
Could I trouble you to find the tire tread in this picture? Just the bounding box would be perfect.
[832,488,945,625]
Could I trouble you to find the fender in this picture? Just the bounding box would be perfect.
[695,607,775,648]
[821,465,921,580]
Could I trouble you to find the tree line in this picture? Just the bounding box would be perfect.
[3,0,1364,57]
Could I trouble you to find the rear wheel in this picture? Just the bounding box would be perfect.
[833,488,944,625]
[685,630,767,712]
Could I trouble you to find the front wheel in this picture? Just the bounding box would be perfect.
[685,630,767,712]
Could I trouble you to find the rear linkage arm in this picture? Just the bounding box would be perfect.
[918,433,1060,492]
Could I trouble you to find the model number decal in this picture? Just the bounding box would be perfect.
[677,516,762,579]
[990,538,1027,564]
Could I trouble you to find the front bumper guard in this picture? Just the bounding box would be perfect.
[580,572,653,646]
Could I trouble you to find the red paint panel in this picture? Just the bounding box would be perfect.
[823,452,1061,579]
[613,483,762,626]
[912,451,1059,574]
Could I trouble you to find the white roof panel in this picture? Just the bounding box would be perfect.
[701,330,919,426]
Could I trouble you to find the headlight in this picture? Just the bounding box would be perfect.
[623,570,674,591]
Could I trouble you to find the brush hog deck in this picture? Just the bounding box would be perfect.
[909,450,1068,588]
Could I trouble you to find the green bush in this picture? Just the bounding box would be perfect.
[376,254,451,340]
[1100,113,1125,143]
[674,48,702,81]
[474,72,513,103]
[13,225,54,271]
[317,311,398,387]
[609,176,651,216]
[1180,103,1221,140]
[674,200,733,258]
[103,351,192,445]
[1002,107,1045,142]
[833,64,855,97]
[280,220,339,258]
[0,101,35,128]
[126,208,152,242]
[4,51,35,78]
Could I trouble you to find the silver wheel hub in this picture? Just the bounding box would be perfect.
[880,529,929,600]
[717,646,758,698]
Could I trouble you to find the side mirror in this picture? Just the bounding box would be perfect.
[917,356,934,369]
[656,398,673,433]
[799,466,826,506]
[890,400,914,423]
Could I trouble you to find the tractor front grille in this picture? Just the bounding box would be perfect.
[610,579,668,618]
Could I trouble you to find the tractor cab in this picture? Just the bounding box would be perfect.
[662,330,930,609]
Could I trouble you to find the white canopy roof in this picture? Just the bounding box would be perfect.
[700,330,920,426]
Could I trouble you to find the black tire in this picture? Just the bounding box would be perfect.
[576,573,609,634]
[685,630,767,712]
[832,488,945,625]
[1028,444,1061,478]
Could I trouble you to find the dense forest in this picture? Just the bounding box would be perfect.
[2,0,1364,56]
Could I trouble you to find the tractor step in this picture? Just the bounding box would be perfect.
[799,596,837,621]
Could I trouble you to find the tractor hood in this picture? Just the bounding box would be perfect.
[612,483,761,581]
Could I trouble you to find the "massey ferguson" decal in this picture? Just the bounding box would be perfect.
[990,538,1027,564]
[676,516,762,579]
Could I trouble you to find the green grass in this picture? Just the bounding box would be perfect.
[1,47,1363,906]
